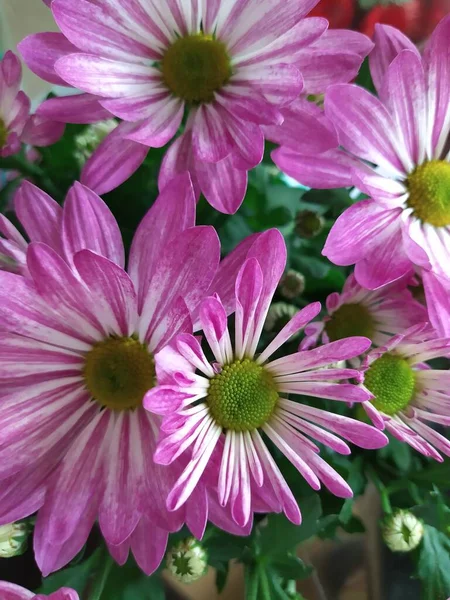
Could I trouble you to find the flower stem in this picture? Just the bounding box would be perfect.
[88,550,114,600]
[258,564,272,600]
[244,565,260,600]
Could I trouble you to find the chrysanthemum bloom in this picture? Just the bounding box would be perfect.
[145,230,388,527]
[0,582,78,600]
[0,174,263,576]
[20,0,371,213]
[0,51,64,158]
[360,325,450,460]
[274,17,450,289]
[301,273,427,350]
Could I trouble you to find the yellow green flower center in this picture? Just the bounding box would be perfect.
[161,33,232,103]
[207,359,279,431]
[406,160,450,227]
[325,303,375,342]
[364,353,416,416]
[0,118,7,149]
[83,336,155,411]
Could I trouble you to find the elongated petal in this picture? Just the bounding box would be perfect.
[370,24,419,93]
[37,93,113,124]
[18,32,77,86]
[139,226,220,348]
[0,582,34,600]
[81,124,148,195]
[129,173,196,312]
[195,153,248,214]
[74,250,138,337]
[323,200,402,265]
[272,148,358,189]
[21,116,65,147]
[15,182,63,253]
[258,302,321,364]
[423,15,450,156]
[235,258,263,358]
[325,84,406,176]
[52,0,154,62]
[62,182,124,267]
[383,50,427,166]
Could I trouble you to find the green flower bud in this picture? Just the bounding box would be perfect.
[279,270,305,300]
[381,510,424,553]
[0,521,29,558]
[74,119,119,167]
[265,302,299,334]
[295,210,325,239]
[166,538,208,584]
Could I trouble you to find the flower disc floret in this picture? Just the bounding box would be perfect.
[207,359,279,431]
[325,303,375,342]
[407,160,450,227]
[364,353,415,416]
[83,336,155,410]
[162,34,232,104]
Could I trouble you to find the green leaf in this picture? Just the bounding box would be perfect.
[98,558,165,600]
[418,526,450,600]
[271,555,312,580]
[259,495,322,557]
[215,564,230,593]
[37,549,102,596]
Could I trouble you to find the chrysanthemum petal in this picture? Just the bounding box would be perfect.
[62,182,125,268]
[129,173,195,311]
[37,93,113,124]
[81,123,148,195]
[52,0,155,62]
[138,226,220,347]
[15,182,63,254]
[369,23,419,93]
[18,32,76,86]
[99,412,143,546]
[258,302,321,364]
[325,84,406,176]
[383,50,427,166]
[423,14,450,157]
[272,148,357,189]
[55,54,158,98]
[124,97,184,147]
[195,153,248,214]
[129,517,168,576]
[74,250,138,337]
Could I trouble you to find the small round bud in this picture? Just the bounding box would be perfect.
[295,210,325,239]
[74,119,119,167]
[166,538,208,584]
[0,521,29,558]
[265,302,299,333]
[279,270,305,300]
[381,510,424,553]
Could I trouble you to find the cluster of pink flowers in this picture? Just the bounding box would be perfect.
[0,0,449,586]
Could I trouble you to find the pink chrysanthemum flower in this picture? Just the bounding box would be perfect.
[301,273,427,351]
[0,581,78,600]
[0,174,261,576]
[0,51,63,158]
[274,17,450,289]
[145,230,388,527]
[20,0,371,214]
[360,325,450,461]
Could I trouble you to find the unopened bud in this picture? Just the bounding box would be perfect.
[279,270,305,300]
[381,510,424,553]
[295,210,325,239]
[265,302,299,334]
[166,538,208,584]
[0,521,29,558]
[74,119,118,167]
